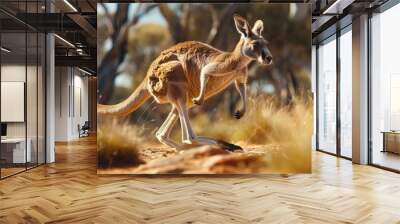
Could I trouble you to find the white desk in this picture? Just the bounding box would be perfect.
[1,138,31,163]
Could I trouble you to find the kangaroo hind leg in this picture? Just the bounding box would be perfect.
[155,107,180,149]
[174,99,241,151]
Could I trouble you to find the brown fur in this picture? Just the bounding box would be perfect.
[98,39,251,114]
[148,40,249,104]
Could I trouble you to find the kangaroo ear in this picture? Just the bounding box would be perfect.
[233,14,251,37]
[252,20,264,36]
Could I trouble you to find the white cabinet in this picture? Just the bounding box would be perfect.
[1,138,32,163]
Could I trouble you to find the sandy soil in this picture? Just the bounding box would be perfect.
[137,142,271,161]
[98,143,274,174]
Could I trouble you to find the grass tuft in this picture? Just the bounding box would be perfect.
[97,119,146,168]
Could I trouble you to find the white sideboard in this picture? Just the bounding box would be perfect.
[1,138,32,163]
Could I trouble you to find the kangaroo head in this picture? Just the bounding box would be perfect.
[233,14,273,65]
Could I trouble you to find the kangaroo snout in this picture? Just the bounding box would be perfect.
[264,55,273,65]
[259,51,273,65]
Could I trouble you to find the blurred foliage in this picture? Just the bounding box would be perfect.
[128,23,171,84]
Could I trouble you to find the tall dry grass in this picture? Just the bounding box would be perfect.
[98,95,313,173]
[97,119,147,168]
[189,95,313,173]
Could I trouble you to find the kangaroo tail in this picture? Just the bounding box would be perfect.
[98,80,151,116]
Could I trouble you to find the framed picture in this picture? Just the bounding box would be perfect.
[97,3,312,174]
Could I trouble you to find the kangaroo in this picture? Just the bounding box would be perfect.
[98,14,273,150]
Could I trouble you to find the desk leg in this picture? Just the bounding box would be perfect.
[382,133,386,153]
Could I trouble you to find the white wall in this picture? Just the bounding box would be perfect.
[1,82,25,122]
[1,63,46,164]
[1,65,37,138]
[54,67,89,141]
[55,67,69,141]
[1,65,26,138]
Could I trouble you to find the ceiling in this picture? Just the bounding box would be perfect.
[0,0,96,74]
[311,0,389,43]
[0,0,393,74]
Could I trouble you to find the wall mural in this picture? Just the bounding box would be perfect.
[97,3,312,174]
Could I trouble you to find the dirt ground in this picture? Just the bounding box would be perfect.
[136,143,269,162]
[98,143,273,174]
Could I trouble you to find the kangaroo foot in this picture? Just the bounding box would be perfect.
[234,110,244,119]
[192,96,204,105]
[216,140,243,152]
[178,142,202,150]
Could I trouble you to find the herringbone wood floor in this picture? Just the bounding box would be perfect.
[1,136,400,224]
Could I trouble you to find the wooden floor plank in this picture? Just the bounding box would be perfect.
[0,136,399,223]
